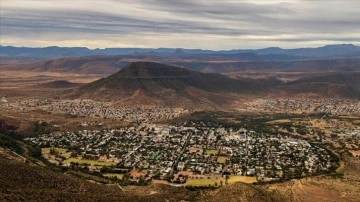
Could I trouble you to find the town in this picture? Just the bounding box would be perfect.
[25,121,339,186]
[1,98,186,123]
[2,97,359,187]
[244,99,360,115]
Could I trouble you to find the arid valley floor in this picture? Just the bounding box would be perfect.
[1,53,360,201]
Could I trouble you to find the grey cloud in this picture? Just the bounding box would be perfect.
[136,0,293,16]
[1,8,274,36]
[268,37,360,42]
[0,0,359,48]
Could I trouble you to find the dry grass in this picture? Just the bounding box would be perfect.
[267,158,360,202]
[266,119,291,124]
[0,70,100,86]
[0,110,129,135]
[0,70,99,101]
[186,175,257,187]
[336,161,346,173]
[41,147,72,158]
[63,158,117,166]
[152,180,169,185]
[186,178,223,186]
[217,156,227,164]
[227,176,257,184]
[205,150,219,155]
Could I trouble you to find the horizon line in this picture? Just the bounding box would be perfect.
[1,43,359,52]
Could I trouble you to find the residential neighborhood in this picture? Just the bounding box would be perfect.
[25,121,339,184]
[245,99,360,115]
[2,98,186,123]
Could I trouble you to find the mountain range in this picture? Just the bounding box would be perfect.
[2,55,360,76]
[1,44,359,62]
[1,44,359,107]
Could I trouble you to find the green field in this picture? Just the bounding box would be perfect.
[63,158,117,166]
[217,156,227,164]
[42,147,72,158]
[205,150,219,155]
[103,173,124,179]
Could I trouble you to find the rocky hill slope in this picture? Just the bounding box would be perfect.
[75,61,279,108]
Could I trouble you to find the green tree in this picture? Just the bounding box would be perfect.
[225,175,230,184]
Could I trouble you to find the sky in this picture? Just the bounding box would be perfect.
[0,0,359,49]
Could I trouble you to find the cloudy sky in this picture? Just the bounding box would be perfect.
[1,0,359,49]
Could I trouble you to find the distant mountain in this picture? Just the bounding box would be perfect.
[249,44,360,57]
[173,58,360,73]
[0,55,130,75]
[2,54,360,76]
[285,44,360,57]
[0,46,92,60]
[75,62,279,108]
[1,44,359,62]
